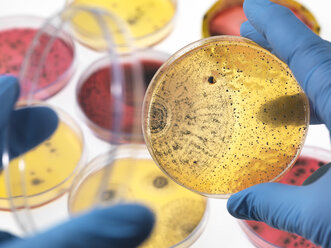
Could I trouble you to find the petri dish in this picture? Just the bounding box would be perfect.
[76,50,169,143]
[143,36,310,197]
[202,0,320,37]
[0,102,86,210]
[239,146,330,248]
[0,16,76,100]
[68,145,208,248]
[66,0,177,50]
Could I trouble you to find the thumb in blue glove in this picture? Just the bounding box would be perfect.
[0,75,59,166]
[0,204,154,248]
[227,0,331,247]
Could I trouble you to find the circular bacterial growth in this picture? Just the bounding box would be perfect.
[143,36,309,197]
[67,0,176,50]
[69,147,208,248]
[0,104,85,210]
[202,0,320,37]
[77,52,167,143]
[0,16,75,100]
[240,146,330,248]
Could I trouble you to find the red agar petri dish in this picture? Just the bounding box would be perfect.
[76,50,168,143]
[0,16,75,100]
[239,146,331,248]
[202,0,320,37]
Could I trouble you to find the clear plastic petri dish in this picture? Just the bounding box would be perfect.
[68,145,209,248]
[143,36,310,198]
[0,102,86,210]
[202,0,320,37]
[76,50,169,143]
[0,15,76,101]
[65,0,177,51]
[239,146,330,248]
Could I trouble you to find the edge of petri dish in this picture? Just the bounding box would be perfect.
[64,0,178,50]
[201,0,321,38]
[0,101,87,210]
[142,35,310,198]
[67,144,209,248]
[237,145,331,248]
[0,15,77,101]
[75,49,169,143]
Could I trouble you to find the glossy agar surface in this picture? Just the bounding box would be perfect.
[203,0,320,37]
[143,37,309,196]
[69,158,207,248]
[69,0,176,49]
[0,28,74,100]
[242,156,326,248]
[77,58,164,142]
[0,119,83,209]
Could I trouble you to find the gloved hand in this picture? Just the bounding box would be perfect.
[0,204,154,248]
[0,75,59,166]
[227,0,331,247]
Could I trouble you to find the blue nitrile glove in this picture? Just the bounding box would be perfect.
[227,0,331,247]
[0,75,59,166]
[0,204,154,248]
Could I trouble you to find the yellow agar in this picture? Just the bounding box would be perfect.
[70,158,207,248]
[68,0,175,49]
[0,122,83,209]
[143,37,309,196]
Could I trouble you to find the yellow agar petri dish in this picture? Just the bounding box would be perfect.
[142,36,310,198]
[202,0,320,38]
[66,0,176,50]
[68,145,208,248]
[0,103,85,210]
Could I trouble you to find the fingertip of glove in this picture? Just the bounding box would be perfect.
[0,75,20,102]
[227,191,250,220]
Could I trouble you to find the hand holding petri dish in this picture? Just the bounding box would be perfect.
[202,0,320,37]
[239,146,330,248]
[143,36,309,197]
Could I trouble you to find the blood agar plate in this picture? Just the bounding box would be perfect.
[0,103,85,210]
[202,0,320,37]
[143,36,309,197]
[239,146,330,248]
[0,16,75,100]
[66,0,177,50]
[76,50,168,143]
[68,145,208,248]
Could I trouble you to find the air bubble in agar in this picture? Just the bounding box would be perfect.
[143,36,309,197]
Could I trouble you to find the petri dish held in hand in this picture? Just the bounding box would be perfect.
[239,146,330,248]
[76,50,168,143]
[0,103,85,210]
[0,16,75,100]
[202,0,320,37]
[143,36,310,197]
[68,145,208,248]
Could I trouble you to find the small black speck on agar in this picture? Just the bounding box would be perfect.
[144,37,309,196]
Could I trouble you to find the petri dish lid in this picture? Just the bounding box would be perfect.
[202,0,321,37]
[143,36,310,198]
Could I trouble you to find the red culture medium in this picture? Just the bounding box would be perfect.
[0,28,74,100]
[77,59,164,143]
[243,156,326,248]
[209,5,313,36]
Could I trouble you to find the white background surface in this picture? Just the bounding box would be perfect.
[0,0,331,247]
